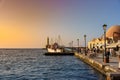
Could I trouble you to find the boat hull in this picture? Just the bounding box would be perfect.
[47,48,62,53]
[44,52,74,56]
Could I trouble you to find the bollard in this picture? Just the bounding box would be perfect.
[104,56,109,63]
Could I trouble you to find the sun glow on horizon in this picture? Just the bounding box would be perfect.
[0,0,120,48]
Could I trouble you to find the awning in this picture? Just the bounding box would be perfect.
[107,42,120,48]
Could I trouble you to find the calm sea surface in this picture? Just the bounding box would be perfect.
[0,49,105,80]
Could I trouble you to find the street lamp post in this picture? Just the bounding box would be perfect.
[84,35,87,55]
[77,39,79,53]
[103,24,109,63]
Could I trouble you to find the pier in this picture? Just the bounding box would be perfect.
[75,52,120,80]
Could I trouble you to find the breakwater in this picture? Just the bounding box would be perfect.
[75,53,120,80]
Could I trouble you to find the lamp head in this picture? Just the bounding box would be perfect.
[84,35,86,37]
[103,24,107,30]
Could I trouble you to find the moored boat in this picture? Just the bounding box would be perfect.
[44,37,74,55]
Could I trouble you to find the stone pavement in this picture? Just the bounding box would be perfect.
[89,53,120,72]
[75,52,120,80]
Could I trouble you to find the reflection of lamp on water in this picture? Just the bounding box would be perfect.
[103,24,109,63]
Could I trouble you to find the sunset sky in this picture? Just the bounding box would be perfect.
[0,0,120,48]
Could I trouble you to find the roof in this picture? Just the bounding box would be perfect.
[106,25,120,38]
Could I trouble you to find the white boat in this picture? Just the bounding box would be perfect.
[47,48,63,53]
[47,42,63,53]
[45,36,74,55]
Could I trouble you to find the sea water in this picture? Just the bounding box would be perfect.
[0,49,105,80]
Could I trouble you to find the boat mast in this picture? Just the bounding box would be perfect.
[46,37,50,48]
[58,35,62,46]
[47,37,49,45]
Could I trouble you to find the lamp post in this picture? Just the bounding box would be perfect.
[77,39,79,53]
[103,24,109,63]
[84,35,87,55]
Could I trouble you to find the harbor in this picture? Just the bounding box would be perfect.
[0,0,120,80]
[44,25,120,80]
[44,46,120,80]
[0,49,106,80]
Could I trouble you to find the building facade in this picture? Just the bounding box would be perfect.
[88,25,120,50]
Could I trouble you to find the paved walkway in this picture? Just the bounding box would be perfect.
[75,52,120,80]
[88,53,120,71]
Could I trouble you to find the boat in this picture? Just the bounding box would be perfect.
[44,37,74,55]
[47,48,62,53]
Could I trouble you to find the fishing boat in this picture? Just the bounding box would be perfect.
[47,42,63,52]
[44,37,74,55]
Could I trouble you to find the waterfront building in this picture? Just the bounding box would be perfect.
[88,37,104,50]
[88,25,120,50]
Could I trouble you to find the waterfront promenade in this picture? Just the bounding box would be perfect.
[94,54,119,70]
[75,52,120,80]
